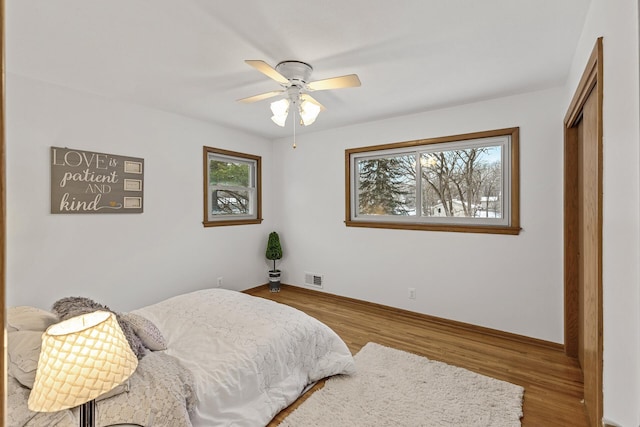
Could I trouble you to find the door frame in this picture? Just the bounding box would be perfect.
[1,0,6,420]
[563,37,604,425]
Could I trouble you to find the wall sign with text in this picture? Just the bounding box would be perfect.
[51,147,144,214]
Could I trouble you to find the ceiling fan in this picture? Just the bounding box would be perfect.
[238,60,361,127]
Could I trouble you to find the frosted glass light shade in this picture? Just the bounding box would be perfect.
[28,311,138,412]
[299,99,321,126]
[270,98,290,127]
[271,114,288,127]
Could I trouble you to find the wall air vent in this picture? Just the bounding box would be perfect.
[304,272,324,289]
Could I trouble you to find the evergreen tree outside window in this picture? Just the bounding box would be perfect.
[357,154,415,216]
[346,128,520,235]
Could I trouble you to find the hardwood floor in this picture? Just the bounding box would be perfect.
[245,285,589,427]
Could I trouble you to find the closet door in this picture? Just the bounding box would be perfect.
[564,38,603,427]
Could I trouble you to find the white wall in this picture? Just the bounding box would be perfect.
[565,0,640,425]
[273,87,566,344]
[6,74,276,312]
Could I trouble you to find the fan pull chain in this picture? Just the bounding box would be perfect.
[292,103,297,149]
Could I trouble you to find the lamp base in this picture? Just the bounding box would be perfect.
[79,399,96,427]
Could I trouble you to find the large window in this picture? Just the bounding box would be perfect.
[203,146,262,227]
[346,128,520,234]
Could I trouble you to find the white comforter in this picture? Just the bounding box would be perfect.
[133,288,355,426]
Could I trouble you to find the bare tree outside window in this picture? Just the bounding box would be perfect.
[420,147,502,218]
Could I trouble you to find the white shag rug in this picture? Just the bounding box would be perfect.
[280,342,524,427]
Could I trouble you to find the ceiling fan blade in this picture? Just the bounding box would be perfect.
[300,94,326,111]
[237,90,284,103]
[307,74,361,91]
[245,60,290,85]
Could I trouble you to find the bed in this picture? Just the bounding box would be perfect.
[6,288,355,426]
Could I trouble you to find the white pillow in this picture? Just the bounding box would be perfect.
[121,313,168,351]
[7,330,42,388]
[7,306,58,332]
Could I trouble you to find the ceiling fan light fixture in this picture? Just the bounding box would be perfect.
[270,98,290,127]
[240,59,361,130]
[299,99,321,126]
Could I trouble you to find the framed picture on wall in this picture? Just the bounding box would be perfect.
[51,147,145,214]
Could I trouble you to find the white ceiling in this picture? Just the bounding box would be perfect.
[7,0,591,139]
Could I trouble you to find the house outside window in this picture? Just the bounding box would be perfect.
[203,146,262,227]
[345,127,520,235]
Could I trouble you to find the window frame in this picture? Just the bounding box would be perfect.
[203,146,262,227]
[345,127,520,235]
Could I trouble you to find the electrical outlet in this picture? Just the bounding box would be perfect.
[408,288,416,299]
[216,277,223,287]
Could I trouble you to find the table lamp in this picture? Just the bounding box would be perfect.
[28,310,138,427]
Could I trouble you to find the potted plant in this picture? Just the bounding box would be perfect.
[265,231,283,292]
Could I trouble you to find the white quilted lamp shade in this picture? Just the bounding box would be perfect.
[28,310,138,412]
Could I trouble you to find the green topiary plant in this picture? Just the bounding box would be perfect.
[265,232,283,292]
[265,231,283,272]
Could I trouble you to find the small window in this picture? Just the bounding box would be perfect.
[203,146,262,227]
[345,128,520,235]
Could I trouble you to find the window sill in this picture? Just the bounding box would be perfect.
[344,220,521,235]
[203,218,263,227]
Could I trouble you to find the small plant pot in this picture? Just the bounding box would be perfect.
[268,270,281,293]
